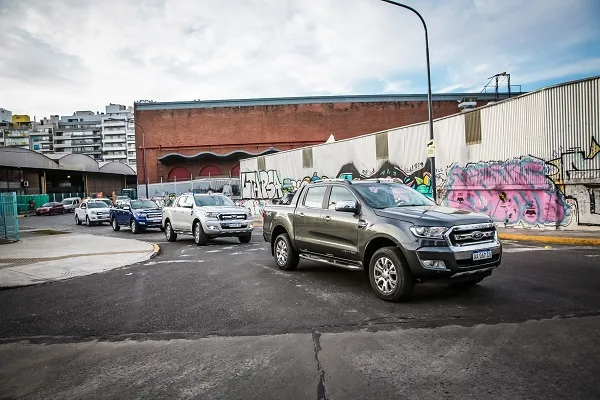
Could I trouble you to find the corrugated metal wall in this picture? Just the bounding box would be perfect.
[240,76,600,228]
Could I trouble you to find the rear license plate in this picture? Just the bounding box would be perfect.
[472,249,492,261]
[229,223,242,228]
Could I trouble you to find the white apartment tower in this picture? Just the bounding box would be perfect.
[102,104,136,166]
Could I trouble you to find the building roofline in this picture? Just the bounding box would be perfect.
[134,92,523,111]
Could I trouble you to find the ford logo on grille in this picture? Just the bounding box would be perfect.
[471,231,484,240]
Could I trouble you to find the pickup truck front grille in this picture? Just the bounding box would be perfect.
[147,213,162,219]
[219,214,246,221]
[449,225,496,247]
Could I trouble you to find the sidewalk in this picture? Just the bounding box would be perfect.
[0,233,159,288]
[497,227,600,246]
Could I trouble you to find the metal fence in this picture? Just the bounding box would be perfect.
[138,178,241,199]
[0,192,19,241]
[15,193,86,213]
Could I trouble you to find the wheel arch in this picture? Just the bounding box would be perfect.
[362,235,409,275]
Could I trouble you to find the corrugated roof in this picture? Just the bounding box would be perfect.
[135,92,522,111]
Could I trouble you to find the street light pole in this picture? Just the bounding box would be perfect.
[105,117,149,199]
[378,0,436,202]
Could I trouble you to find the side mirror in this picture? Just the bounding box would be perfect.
[335,200,359,213]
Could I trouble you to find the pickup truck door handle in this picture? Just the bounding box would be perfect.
[358,220,368,229]
[298,213,305,218]
[323,216,331,222]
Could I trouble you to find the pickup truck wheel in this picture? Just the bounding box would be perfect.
[165,221,177,242]
[238,234,252,244]
[193,221,208,246]
[75,215,81,225]
[369,247,413,302]
[130,219,139,234]
[112,218,120,231]
[86,216,92,226]
[274,233,299,271]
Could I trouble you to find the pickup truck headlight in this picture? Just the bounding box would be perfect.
[90,210,97,214]
[133,212,146,219]
[205,212,220,219]
[410,226,448,239]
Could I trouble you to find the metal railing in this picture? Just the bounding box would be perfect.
[0,192,19,241]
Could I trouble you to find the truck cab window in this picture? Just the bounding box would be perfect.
[328,187,355,209]
[303,186,327,208]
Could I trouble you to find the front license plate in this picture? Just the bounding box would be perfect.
[472,249,492,261]
[229,223,242,228]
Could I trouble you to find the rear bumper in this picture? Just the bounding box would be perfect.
[405,239,502,282]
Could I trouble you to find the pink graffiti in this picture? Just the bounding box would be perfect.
[445,157,568,225]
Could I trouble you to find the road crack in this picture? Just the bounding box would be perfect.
[312,330,328,400]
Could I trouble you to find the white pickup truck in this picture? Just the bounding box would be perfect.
[162,193,254,245]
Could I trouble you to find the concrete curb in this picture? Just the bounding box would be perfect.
[498,233,600,246]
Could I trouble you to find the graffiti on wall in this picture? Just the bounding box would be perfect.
[337,161,433,196]
[242,170,329,199]
[444,156,569,226]
[241,170,283,199]
[547,137,600,226]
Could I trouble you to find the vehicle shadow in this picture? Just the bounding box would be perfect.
[294,262,497,303]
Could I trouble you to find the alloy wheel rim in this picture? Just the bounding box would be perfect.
[373,256,397,294]
[195,224,200,242]
[276,239,288,266]
[166,223,171,239]
[131,220,136,232]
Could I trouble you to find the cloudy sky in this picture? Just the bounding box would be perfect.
[1,0,599,118]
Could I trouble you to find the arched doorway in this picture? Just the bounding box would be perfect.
[230,164,240,177]
[199,165,222,177]
[168,166,192,181]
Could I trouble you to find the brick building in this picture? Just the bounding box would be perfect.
[134,93,514,184]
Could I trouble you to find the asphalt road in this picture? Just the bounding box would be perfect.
[2,213,600,399]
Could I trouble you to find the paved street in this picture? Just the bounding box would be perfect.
[1,213,600,399]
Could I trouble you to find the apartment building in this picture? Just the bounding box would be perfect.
[102,104,136,165]
[29,116,58,154]
[54,111,103,161]
[1,104,137,166]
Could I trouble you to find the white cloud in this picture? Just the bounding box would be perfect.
[0,0,599,117]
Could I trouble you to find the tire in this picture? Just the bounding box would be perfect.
[130,219,139,234]
[238,234,252,244]
[112,218,120,231]
[369,247,413,302]
[86,216,92,226]
[165,221,177,242]
[193,221,208,246]
[75,215,81,225]
[274,233,299,271]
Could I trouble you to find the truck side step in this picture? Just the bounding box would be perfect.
[299,253,362,271]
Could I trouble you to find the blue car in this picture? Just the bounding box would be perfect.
[110,199,164,234]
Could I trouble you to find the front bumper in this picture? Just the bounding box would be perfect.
[89,214,110,222]
[136,218,163,228]
[406,239,502,282]
[202,219,254,236]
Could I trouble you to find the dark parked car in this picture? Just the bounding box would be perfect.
[262,179,502,302]
[36,202,65,216]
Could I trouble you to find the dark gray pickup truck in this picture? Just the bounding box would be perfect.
[262,179,502,302]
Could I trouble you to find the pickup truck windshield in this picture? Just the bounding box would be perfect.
[131,200,158,209]
[194,195,235,207]
[353,182,434,209]
[87,202,107,209]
